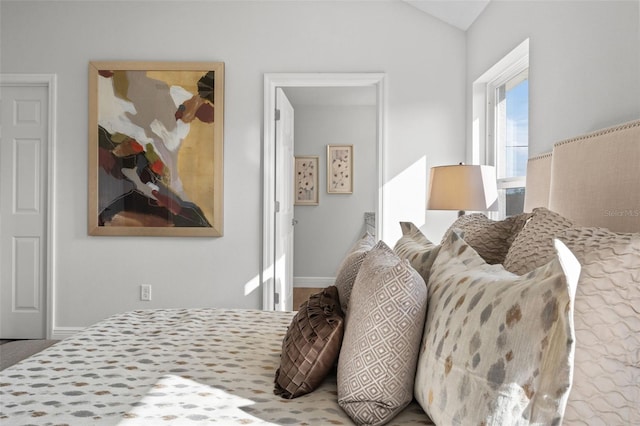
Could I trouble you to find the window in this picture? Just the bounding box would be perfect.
[472,39,529,219]
[489,68,528,217]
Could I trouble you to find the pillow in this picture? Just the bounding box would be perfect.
[334,232,376,315]
[415,231,579,425]
[337,241,427,426]
[393,222,440,284]
[441,212,532,264]
[558,227,640,425]
[274,286,344,399]
[503,207,574,275]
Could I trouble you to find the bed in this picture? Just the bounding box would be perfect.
[0,309,429,424]
[1,119,638,425]
[0,291,432,422]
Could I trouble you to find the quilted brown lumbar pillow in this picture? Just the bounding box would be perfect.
[274,286,345,399]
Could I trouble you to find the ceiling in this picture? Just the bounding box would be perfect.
[404,0,491,31]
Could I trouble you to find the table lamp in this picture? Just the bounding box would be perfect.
[427,164,498,216]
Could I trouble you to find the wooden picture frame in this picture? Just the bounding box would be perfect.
[88,61,224,236]
[294,156,319,205]
[327,145,353,194]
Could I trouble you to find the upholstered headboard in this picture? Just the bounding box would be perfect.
[523,152,552,213]
[524,119,640,232]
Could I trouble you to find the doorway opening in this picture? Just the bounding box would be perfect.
[262,73,385,311]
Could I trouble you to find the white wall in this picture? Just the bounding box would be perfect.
[466,0,640,158]
[292,105,377,281]
[0,0,466,331]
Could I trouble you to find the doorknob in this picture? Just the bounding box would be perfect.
[292,218,299,226]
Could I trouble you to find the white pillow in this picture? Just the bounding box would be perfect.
[415,231,579,425]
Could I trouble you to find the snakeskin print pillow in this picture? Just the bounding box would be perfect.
[440,212,532,264]
[393,222,441,284]
[334,232,376,315]
[415,231,579,425]
[274,286,344,399]
[558,227,640,425]
[337,241,427,426]
[503,207,574,275]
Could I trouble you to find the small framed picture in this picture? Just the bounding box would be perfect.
[327,145,353,194]
[295,156,319,205]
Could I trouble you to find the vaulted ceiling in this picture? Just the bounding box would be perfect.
[269,1,493,107]
[404,0,491,31]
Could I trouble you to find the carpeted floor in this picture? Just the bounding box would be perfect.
[0,339,59,371]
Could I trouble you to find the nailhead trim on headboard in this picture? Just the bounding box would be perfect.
[553,119,640,147]
[548,118,640,232]
[528,152,552,162]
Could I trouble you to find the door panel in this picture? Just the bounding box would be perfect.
[14,237,41,310]
[274,88,295,311]
[0,83,48,338]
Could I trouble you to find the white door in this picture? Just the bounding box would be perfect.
[274,88,295,311]
[0,82,49,338]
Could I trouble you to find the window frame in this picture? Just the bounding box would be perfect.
[487,64,528,186]
[471,39,529,218]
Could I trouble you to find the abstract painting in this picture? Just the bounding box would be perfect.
[327,145,353,194]
[295,156,319,205]
[88,61,224,236]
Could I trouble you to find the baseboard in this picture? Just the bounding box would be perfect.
[50,326,84,340]
[294,276,335,288]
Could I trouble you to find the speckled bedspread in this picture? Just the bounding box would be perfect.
[0,308,432,425]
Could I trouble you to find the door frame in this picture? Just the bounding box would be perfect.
[0,74,57,338]
[262,73,386,310]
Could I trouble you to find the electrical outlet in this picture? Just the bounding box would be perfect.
[140,284,152,301]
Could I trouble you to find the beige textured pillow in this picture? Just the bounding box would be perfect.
[415,231,579,425]
[274,286,344,399]
[393,222,440,284]
[440,212,532,264]
[558,227,640,425]
[503,207,574,275]
[334,232,376,315]
[337,241,427,426]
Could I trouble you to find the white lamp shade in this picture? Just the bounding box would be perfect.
[427,165,498,211]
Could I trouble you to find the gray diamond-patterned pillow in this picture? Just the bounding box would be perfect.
[337,241,427,426]
[334,232,376,315]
